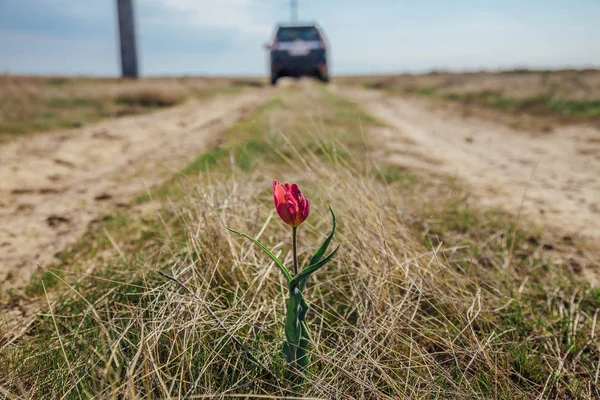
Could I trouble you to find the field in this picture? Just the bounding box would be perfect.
[0,75,264,140]
[1,72,599,398]
[341,69,600,131]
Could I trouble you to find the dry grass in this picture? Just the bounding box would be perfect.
[341,69,600,100]
[0,75,264,140]
[0,84,598,398]
[115,88,185,108]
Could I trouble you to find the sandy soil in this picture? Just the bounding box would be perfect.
[0,90,267,288]
[345,89,600,241]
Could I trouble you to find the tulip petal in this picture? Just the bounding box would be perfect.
[302,199,310,222]
[277,203,296,226]
[273,180,287,207]
[291,184,301,199]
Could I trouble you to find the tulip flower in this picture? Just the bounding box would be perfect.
[226,180,338,388]
[273,180,310,276]
[273,180,310,228]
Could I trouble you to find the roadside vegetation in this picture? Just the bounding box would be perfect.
[1,83,598,398]
[343,69,600,129]
[0,76,264,140]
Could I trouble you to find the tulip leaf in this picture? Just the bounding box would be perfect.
[282,341,291,362]
[283,288,310,385]
[290,245,339,290]
[297,276,310,294]
[284,287,303,347]
[297,303,310,370]
[309,207,336,266]
[225,226,293,282]
[298,321,310,361]
[296,207,337,292]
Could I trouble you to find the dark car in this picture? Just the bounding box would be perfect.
[266,23,329,85]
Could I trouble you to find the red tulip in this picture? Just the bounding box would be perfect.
[273,180,310,227]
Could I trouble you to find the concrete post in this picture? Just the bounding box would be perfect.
[116,0,139,78]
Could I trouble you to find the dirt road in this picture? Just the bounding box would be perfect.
[0,90,268,288]
[346,89,600,241]
[3,82,599,290]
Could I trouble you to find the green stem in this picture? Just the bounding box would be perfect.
[292,226,298,276]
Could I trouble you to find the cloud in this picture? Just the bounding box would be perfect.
[144,0,273,36]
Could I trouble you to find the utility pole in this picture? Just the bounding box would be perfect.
[116,0,139,78]
[290,0,298,22]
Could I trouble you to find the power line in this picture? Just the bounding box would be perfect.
[290,0,298,22]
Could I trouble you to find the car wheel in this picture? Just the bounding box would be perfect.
[270,75,278,86]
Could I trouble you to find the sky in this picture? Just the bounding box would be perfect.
[0,0,599,77]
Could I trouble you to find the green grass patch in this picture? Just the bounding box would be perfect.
[180,97,286,176]
[441,90,600,119]
[47,97,100,109]
[45,78,69,87]
[181,146,230,175]
[547,98,600,116]
[413,87,437,96]
[375,165,419,185]
[25,269,64,296]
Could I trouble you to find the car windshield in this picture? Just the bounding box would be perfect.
[276,27,320,42]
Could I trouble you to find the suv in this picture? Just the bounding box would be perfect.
[266,23,329,85]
